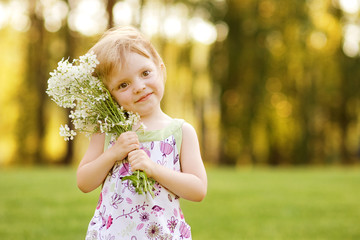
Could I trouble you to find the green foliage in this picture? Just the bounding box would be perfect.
[1,167,360,239]
[122,170,156,198]
[214,0,360,165]
[0,0,359,166]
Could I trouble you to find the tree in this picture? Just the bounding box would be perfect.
[211,0,360,165]
[15,0,48,164]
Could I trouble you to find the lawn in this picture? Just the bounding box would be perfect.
[0,166,359,239]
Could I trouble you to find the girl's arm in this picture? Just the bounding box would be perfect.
[128,122,207,202]
[77,132,139,193]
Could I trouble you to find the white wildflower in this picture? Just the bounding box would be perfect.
[46,52,140,140]
[59,124,77,141]
[47,52,154,198]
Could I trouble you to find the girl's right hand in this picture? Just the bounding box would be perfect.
[110,131,140,162]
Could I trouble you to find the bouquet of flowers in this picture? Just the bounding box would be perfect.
[46,52,155,197]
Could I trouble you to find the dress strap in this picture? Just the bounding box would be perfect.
[168,119,185,154]
[104,119,185,153]
[137,119,184,143]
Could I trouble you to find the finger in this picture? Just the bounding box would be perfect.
[130,163,139,172]
[128,149,140,158]
[127,150,136,162]
[131,143,140,150]
[125,135,139,145]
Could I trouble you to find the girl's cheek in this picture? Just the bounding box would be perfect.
[114,94,125,105]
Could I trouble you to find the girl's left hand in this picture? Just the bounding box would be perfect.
[128,150,156,178]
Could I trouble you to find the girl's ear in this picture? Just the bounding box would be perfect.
[160,63,167,82]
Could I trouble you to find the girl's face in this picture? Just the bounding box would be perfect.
[107,52,165,119]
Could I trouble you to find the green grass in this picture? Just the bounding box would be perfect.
[0,167,359,239]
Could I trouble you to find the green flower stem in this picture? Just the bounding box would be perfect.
[122,170,155,198]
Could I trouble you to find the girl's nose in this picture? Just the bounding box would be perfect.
[133,79,145,94]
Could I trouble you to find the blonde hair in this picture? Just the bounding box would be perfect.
[89,26,165,84]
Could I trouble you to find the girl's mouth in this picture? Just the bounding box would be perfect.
[136,93,152,103]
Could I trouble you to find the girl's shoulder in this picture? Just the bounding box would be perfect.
[180,121,199,142]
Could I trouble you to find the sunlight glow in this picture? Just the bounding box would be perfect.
[140,2,161,37]
[162,3,189,43]
[343,24,360,57]
[43,0,69,32]
[113,1,133,26]
[0,3,8,29]
[0,0,223,44]
[9,0,30,32]
[68,0,107,36]
[163,16,182,39]
[338,0,360,14]
[189,18,217,45]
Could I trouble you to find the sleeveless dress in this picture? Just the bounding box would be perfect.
[85,119,192,240]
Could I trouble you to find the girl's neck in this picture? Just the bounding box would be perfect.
[138,110,172,131]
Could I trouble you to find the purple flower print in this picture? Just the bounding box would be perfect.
[145,222,163,239]
[179,207,184,219]
[110,193,123,209]
[106,215,113,229]
[110,164,119,178]
[104,234,115,240]
[173,154,179,165]
[162,233,174,240]
[139,212,150,222]
[179,222,191,239]
[158,139,174,165]
[151,141,154,150]
[96,192,102,210]
[99,206,107,229]
[151,205,164,217]
[160,140,173,156]
[86,230,97,239]
[102,185,109,196]
[172,137,178,165]
[121,179,136,194]
[118,162,131,177]
[140,146,151,157]
[153,182,162,197]
[137,223,144,231]
[116,202,149,220]
[98,206,112,230]
[126,197,133,204]
[167,216,178,233]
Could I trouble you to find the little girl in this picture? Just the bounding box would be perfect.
[77,26,207,239]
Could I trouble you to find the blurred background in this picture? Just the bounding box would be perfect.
[1,1,360,239]
[0,0,359,167]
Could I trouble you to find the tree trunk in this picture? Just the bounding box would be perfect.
[14,0,48,165]
[107,0,116,28]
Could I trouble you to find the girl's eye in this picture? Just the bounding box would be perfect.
[142,70,151,77]
[119,82,129,89]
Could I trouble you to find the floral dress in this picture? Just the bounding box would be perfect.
[85,119,192,240]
